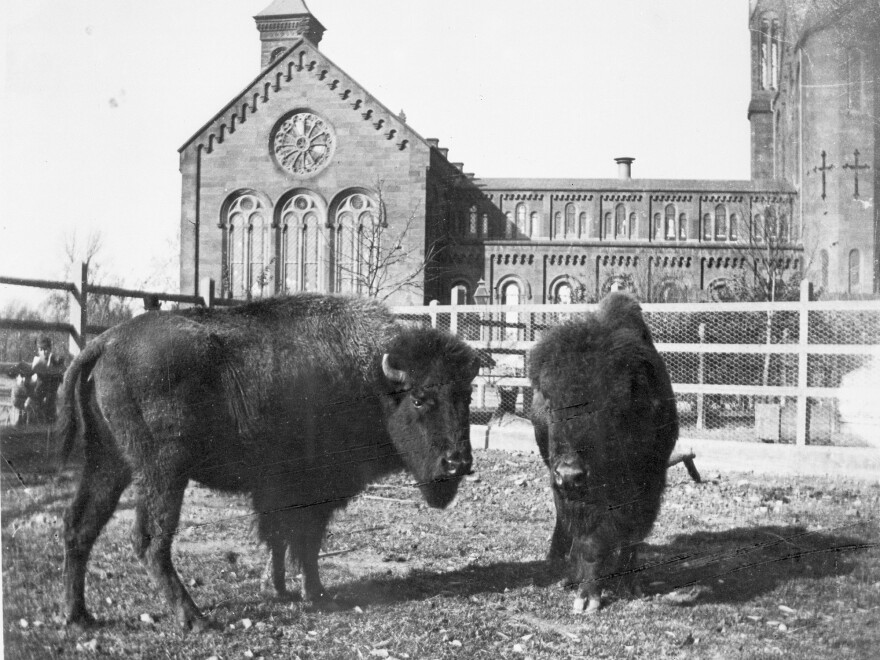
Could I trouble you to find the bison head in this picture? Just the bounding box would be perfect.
[379,328,480,508]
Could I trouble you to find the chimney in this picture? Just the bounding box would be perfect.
[614,157,635,180]
[427,138,440,148]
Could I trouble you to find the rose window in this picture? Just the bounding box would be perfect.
[272,111,336,176]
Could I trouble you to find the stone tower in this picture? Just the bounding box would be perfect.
[255,0,326,69]
[748,0,782,180]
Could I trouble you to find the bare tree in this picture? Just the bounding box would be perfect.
[43,230,134,329]
[334,179,441,301]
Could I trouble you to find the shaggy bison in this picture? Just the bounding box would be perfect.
[57,294,480,630]
[529,292,678,613]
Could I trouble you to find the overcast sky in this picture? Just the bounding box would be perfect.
[1,0,751,306]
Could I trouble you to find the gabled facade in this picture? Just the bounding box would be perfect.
[179,1,877,304]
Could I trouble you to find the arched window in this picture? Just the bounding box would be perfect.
[223,192,271,299]
[820,250,829,290]
[629,212,637,238]
[565,204,576,238]
[579,212,587,238]
[279,192,323,293]
[451,282,469,305]
[530,211,539,238]
[554,281,573,304]
[653,213,662,240]
[715,204,728,240]
[665,204,676,240]
[516,203,527,237]
[847,48,863,111]
[753,213,764,243]
[778,211,788,243]
[765,207,777,242]
[505,211,514,239]
[554,211,563,238]
[702,213,713,241]
[469,206,478,236]
[678,213,688,240]
[848,250,860,292]
[760,16,780,90]
[481,213,489,237]
[615,204,627,238]
[729,213,739,241]
[501,280,521,341]
[603,212,612,239]
[332,192,379,294]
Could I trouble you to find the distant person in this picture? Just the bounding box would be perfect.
[30,336,65,423]
[8,362,34,426]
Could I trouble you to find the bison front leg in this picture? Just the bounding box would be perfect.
[260,537,295,599]
[131,471,205,631]
[547,489,573,563]
[289,504,336,610]
[569,535,610,615]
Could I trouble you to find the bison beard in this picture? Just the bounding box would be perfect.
[56,294,479,630]
[529,292,678,614]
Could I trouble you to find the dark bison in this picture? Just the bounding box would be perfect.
[529,292,678,614]
[57,294,480,630]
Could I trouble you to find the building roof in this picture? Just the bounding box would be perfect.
[474,177,797,194]
[255,0,314,18]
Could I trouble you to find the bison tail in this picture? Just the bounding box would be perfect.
[55,339,104,466]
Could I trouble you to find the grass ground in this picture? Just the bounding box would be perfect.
[2,425,879,659]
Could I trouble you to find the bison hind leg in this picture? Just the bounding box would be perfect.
[130,465,205,631]
[63,449,131,627]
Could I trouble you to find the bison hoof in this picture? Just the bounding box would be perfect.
[572,596,601,614]
[65,610,97,630]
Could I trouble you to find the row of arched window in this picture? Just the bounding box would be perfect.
[221,188,380,299]
[453,202,791,243]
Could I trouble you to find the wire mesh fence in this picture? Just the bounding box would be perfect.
[393,293,880,448]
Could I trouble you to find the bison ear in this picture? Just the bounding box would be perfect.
[382,353,408,383]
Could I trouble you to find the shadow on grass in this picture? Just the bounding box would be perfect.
[331,524,874,609]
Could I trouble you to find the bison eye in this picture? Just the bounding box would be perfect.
[412,396,425,408]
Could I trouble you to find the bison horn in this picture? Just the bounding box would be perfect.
[382,354,407,383]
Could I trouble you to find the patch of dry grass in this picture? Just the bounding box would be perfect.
[2,426,879,659]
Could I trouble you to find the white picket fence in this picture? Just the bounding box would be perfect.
[393,281,880,448]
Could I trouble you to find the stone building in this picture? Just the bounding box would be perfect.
[179,0,877,304]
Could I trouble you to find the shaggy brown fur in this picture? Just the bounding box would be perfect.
[57,293,479,630]
[529,292,678,613]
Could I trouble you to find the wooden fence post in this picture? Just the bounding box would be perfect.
[795,279,812,446]
[68,262,88,355]
[199,277,215,307]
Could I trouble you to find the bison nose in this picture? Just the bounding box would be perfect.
[441,450,471,477]
[554,459,587,491]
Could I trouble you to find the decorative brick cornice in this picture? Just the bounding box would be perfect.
[492,253,535,266]
[598,255,639,267]
[751,194,793,204]
[650,255,693,268]
[501,193,544,201]
[700,194,745,203]
[551,193,593,201]
[703,256,748,269]
[601,194,643,202]
[256,19,308,32]
[189,44,411,155]
[650,194,693,202]
[548,254,589,266]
